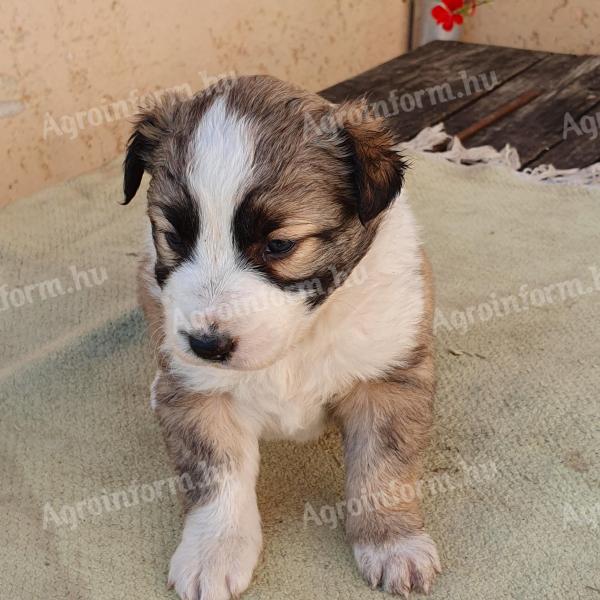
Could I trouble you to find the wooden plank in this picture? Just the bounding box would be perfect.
[320,41,469,103]
[444,54,583,137]
[456,90,542,142]
[319,41,546,140]
[526,100,600,168]
[443,53,600,167]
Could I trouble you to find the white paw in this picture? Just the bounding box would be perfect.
[353,532,441,597]
[168,505,262,600]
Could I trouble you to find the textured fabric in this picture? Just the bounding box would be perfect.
[1,154,599,600]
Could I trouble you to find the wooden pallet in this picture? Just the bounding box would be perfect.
[320,41,600,169]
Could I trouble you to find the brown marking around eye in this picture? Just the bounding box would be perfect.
[266,237,322,279]
[148,205,181,267]
[266,222,322,241]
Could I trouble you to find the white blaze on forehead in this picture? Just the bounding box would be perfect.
[187,96,255,225]
[184,96,256,298]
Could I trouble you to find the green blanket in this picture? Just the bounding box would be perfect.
[1,154,598,599]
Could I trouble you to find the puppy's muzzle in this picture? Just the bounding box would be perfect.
[187,332,235,362]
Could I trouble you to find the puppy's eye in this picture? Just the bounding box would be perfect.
[164,231,184,252]
[265,239,295,258]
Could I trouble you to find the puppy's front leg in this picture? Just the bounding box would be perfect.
[335,357,440,597]
[154,372,261,600]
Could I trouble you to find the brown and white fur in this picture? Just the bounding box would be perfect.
[123,75,440,600]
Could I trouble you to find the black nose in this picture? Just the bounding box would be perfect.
[187,333,234,362]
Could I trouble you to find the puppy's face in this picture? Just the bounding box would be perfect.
[124,76,406,371]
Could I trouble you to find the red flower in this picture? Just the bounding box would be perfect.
[443,0,464,9]
[432,0,465,31]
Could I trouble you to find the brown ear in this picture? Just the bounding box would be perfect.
[336,100,407,225]
[122,95,182,204]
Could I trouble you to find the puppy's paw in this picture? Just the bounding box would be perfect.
[168,509,262,600]
[353,532,441,597]
[168,533,261,600]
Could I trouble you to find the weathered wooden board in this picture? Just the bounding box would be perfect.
[527,101,600,169]
[320,41,600,169]
[450,55,600,167]
[443,53,585,138]
[320,41,546,141]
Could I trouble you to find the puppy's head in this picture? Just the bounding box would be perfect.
[124,76,406,371]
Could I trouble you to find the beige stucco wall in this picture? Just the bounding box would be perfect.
[0,0,408,206]
[463,0,600,55]
[4,1,599,206]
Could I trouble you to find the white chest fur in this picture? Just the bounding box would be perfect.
[167,192,425,441]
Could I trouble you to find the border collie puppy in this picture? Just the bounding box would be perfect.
[123,75,439,600]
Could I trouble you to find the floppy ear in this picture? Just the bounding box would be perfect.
[336,100,407,225]
[122,127,149,204]
[122,96,180,204]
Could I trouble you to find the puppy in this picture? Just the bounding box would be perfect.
[123,75,439,600]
